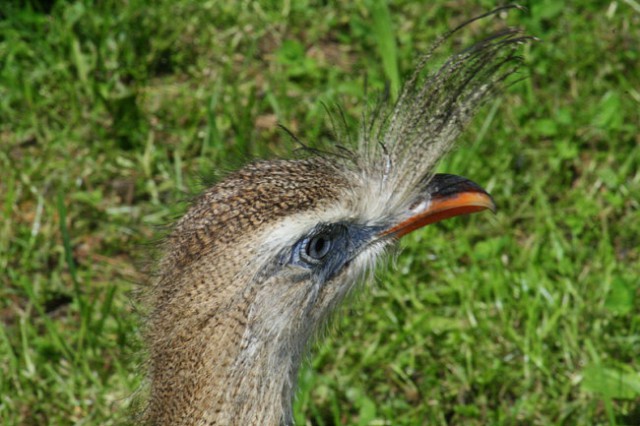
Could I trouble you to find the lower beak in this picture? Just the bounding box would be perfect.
[381,174,496,238]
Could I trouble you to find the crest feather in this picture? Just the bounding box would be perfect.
[359,6,535,210]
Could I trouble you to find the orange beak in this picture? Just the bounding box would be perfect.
[381,174,496,238]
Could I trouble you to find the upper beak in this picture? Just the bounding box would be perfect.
[380,174,496,239]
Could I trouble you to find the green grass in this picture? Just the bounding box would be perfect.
[1,0,639,424]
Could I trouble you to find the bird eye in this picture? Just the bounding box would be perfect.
[305,234,332,260]
[293,224,348,268]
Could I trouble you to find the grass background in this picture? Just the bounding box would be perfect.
[1,0,639,424]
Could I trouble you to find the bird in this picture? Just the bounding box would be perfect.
[140,7,532,426]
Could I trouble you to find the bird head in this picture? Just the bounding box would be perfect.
[162,157,495,339]
[144,10,532,425]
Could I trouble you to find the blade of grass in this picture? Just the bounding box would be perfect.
[368,0,400,100]
[57,192,89,360]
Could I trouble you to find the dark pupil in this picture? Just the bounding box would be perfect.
[308,235,331,259]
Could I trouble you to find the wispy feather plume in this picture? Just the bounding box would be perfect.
[359,5,534,210]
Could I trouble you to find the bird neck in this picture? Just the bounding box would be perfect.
[145,266,306,426]
[221,328,302,426]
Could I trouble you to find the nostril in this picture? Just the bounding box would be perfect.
[408,197,429,213]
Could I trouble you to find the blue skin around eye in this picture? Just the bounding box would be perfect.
[287,222,385,285]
